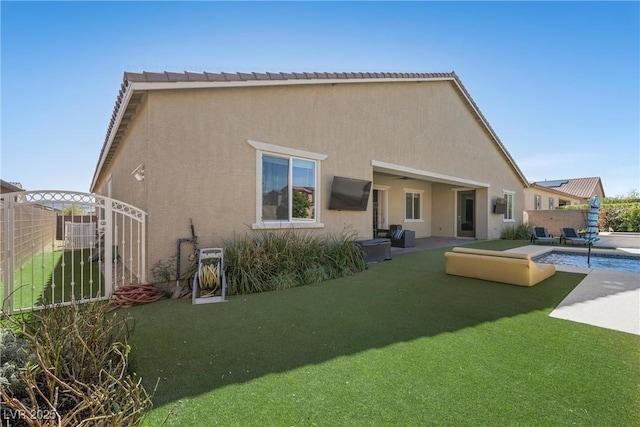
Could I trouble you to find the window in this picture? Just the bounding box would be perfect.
[262,155,316,221]
[548,197,555,210]
[404,189,423,221]
[503,191,514,221]
[249,140,327,228]
[534,195,541,210]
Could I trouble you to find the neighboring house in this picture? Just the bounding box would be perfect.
[1,180,25,193]
[90,71,529,277]
[524,177,606,210]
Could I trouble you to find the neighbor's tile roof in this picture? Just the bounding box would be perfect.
[1,179,25,193]
[532,177,603,199]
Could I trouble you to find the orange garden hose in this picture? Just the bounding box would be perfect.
[109,283,165,308]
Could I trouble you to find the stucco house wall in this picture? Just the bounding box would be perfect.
[91,72,529,278]
[523,178,605,212]
[523,187,582,211]
[97,97,150,211]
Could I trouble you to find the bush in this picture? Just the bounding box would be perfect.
[502,224,532,240]
[223,229,365,295]
[601,204,640,232]
[623,207,640,232]
[0,328,33,396]
[559,203,640,232]
[0,302,151,426]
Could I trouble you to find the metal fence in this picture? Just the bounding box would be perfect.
[1,191,146,315]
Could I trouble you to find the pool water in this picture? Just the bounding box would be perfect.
[533,251,640,273]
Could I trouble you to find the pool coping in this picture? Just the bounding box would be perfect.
[505,245,640,274]
[506,245,640,335]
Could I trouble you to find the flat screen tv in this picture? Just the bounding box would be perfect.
[328,176,372,211]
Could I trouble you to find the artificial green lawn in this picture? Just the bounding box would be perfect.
[127,240,640,426]
[1,250,103,310]
[1,251,62,310]
[42,249,104,303]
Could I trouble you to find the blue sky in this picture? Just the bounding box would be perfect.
[2,1,638,197]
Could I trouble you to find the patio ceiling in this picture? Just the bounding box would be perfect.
[372,160,489,188]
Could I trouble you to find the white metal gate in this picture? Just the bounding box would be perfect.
[1,191,146,315]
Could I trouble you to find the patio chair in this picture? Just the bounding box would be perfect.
[390,228,416,248]
[530,227,557,244]
[560,228,588,245]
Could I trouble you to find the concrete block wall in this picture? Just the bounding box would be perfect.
[1,202,57,276]
[524,210,589,236]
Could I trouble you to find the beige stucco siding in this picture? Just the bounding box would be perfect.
[431,184,455,237]
[95,96,150,212]
[99,80,527,274]
[372,174,433,237]
[523,187,582,210]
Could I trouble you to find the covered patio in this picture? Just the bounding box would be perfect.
[371,160,494,241]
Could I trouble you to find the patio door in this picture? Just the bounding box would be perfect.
[372,186,388,237]
[457,190,475,237]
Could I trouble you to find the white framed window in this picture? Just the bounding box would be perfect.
[548,197,555,210]
[248,140,327,229]
[404,188,424,222]
[534,195,541,210]
[503,191,515,222]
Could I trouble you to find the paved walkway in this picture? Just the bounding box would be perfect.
[390,237,476,254]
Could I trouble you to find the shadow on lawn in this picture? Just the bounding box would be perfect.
[2,250,104,311]
[38,250,104,305]
[127,244,584,408]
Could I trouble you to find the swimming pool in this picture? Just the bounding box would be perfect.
[533,251,640,273]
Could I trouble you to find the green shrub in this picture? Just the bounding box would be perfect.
[623,206,640,232]
[0,328,33,395]
[0,302,151,425]
[502,224,532,240]
[223,229,365,295]
[559,203,640,232]
[603,190,640,204]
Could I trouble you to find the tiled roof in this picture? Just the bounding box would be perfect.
[123,71,456,83]
[91,71,529,190]
[532,177,603,199]
[1,179,25,193]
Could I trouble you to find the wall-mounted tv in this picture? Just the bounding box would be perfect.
[328,176,372,211]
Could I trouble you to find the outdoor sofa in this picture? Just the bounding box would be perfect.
[444,247,556,287]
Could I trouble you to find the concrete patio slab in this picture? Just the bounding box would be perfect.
[548,269,639,335]
[389,237,476,254]
[507,245,639,335]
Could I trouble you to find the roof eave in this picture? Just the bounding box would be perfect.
[448,75,529,188]
[90,79,136,192]
[91,71,531,192]
[527,183,585,199]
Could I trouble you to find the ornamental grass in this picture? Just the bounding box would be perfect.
[223,229,365,295]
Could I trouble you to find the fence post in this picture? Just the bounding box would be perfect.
[104,198,113,296]
[2,195,15,315]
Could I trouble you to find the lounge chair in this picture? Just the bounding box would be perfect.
[560,228,588,245]
[530,227,557,244]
